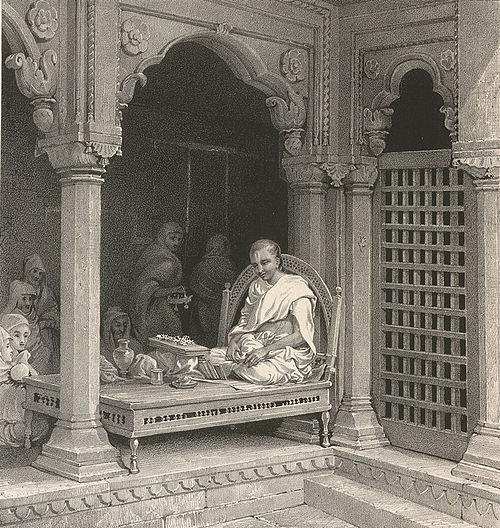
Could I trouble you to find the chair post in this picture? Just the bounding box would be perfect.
[217,282,232,347]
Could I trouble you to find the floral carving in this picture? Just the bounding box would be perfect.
[27,1,58,41]
[363,107,394,157]
[121,18,150,56]
[216,23,233,35]
[364,58,380,80]
[281,49,307,83]
[440,49,455,72]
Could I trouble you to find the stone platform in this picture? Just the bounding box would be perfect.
[0,426,334,527]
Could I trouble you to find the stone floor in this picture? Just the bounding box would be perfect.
[215,505,356,527]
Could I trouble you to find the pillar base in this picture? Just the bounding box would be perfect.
[33,419,127,482]
[330,396,389,450]
[452,424,500,489]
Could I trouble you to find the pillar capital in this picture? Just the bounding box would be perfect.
[281,156,330,192]
[44,141,106,176]
[452,140,500,181]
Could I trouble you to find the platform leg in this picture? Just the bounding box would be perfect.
[320,410,331,448]
[24,409,33,449]
[129,438,139,474]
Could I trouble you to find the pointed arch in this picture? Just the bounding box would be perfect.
[2,3,41,61]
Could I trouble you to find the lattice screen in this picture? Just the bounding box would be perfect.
[379,167,468,437]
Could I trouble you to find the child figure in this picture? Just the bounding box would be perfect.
[0,314,47,447]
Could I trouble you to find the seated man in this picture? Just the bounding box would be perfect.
[211,239,316,385]
[99,307,157,383]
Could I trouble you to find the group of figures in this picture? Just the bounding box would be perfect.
[0,255,58,447]
[0,227,319,449]
[130,223,237,348]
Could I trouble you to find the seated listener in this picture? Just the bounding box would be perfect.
[212,239,316,385]
[99,306,157,383]
[0,315,48,447]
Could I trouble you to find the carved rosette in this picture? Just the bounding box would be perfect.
[363,107,394,156]
[364,59,380,80]
[440,49,455,72]
[5,50,57,132]
[266,89,307,156]
[27,0,58,41]
[281,48,307,83]
[121,18,150,56]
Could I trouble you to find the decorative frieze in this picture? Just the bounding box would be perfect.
[27,0,58,41]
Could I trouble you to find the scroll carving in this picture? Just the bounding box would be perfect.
[117,72,147,105]
[363,107,394,157]
[440,105,458,141]
[266,89,307,156]
[5,49,57,132]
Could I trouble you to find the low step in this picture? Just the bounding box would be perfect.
[305,474,478,528]
[216,504,358,527]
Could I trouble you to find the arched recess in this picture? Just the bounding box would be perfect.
[363,53,456,156]
[117,31,307,156]
[2,3,58,134]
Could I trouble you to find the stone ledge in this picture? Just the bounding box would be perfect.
[326,446,500,528]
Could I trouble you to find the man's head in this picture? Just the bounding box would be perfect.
[249,239,283,284]
[23,254,46,289]
[157,223,183,253]
[18,293,36,315]
[110,314,129,343]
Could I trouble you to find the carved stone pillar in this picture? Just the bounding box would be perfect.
[33,143,125,481]
[330,161,389,449]
[450,0,500,488]
[281,157,329,275]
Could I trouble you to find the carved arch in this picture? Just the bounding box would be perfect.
[117,31,307,156]
[364,53,456,156]
[372,53,454,109]
[2,3,40,60]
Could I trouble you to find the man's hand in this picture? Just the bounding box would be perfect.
[243,347,269,368]
[225,340,238,361]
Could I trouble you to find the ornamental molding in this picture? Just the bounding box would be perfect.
[27,0,58,41]
[5,49,57,133]
[87,0,96,122]
[281,48,308,83]
[281,157,329,188]
[452,142,500,181]
[0,454,335,524]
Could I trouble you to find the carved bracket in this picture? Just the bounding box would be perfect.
[316,163,356,187]
[266,89,307,156]
[363,107,394,157]
[5,49,57,132]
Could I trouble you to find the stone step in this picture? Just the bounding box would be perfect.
[215,504,358,527]
[305,474,480,528]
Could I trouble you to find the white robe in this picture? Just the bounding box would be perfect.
[216,274,316,385]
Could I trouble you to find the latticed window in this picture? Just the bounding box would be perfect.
[374,156,475,460]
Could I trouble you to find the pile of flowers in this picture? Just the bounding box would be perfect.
[155,334,195,346]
